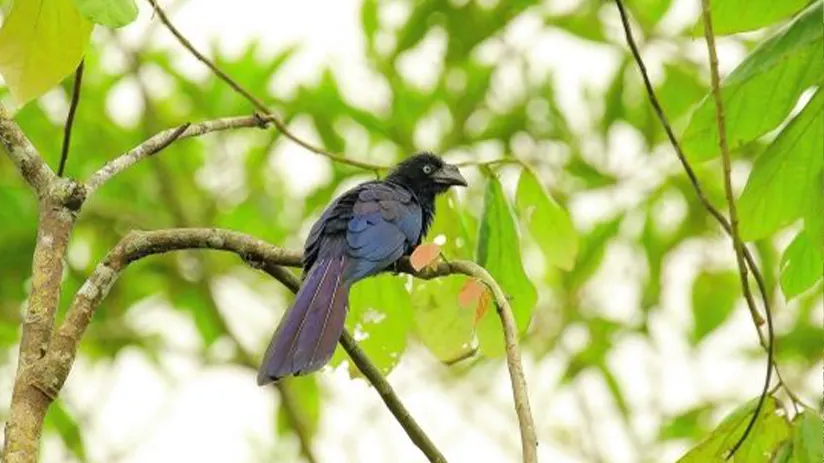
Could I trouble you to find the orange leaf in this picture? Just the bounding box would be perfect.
[410,243,441,271]
[458,279,486,308]
[458,279,493,326]
[473,291,492,326]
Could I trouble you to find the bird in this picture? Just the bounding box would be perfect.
[257,152,467,385]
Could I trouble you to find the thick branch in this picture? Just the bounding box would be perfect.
[699,2,772,458]
[144,0,386,172]
[0,106,56,195]
[86,116,271,195]
[3,200,77,462]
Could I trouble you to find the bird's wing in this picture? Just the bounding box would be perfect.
[344,183,422,280]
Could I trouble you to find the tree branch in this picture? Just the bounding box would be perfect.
[403,260,538,463]
[58,60,85,177]
[613,0,781,457]
[0,98,81,461]
[144,0,386,173]
[699,1,772,457]
[86,115,274,195]
[0,106,57,196]
[41,228,447,462]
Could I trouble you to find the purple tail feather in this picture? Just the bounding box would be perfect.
[257,255,351,385]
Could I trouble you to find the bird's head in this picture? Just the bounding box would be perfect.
[386,152,467,196]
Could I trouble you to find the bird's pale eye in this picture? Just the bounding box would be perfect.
[422,164,433,174]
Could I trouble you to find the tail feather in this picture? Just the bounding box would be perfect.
[257,254,350,385]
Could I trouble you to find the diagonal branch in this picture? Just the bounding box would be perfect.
[699,1,772,457]
[0,106,57,196]
[144,0,386,172]
[86,115,272,195]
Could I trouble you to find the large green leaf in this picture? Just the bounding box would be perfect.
[699,0,810,35]
[412,275,476,362]
[677,397,790,462]
[682,1,823,162]
[72,0,137,28]
[475,176,537,356]
[791,411,824,463]
[428,192,474,259]
[0,0,93,106]
[691,270,739,343]
[515,168,578,271]
[738,89,824,240]
[780,232,824,299]
[804,170,824,250]
[331,274,412,376]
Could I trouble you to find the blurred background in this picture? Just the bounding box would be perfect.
[0,0,821,462]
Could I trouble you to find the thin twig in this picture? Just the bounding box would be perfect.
[698,1,773,457]
[86,116,271,195]
[144,0,386,172]
[612,0,785,383]
[58,61,85,177]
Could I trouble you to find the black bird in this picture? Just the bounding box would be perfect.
[257,153,467,385]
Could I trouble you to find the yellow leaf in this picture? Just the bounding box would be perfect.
[0,0,93,107]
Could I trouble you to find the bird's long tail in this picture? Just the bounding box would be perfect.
[257,254,351,385]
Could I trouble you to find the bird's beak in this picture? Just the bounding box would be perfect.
[433,164,468,187]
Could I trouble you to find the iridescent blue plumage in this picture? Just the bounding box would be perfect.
[257,153,467,385]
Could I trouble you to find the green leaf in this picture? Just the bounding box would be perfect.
[677,397,790,462]
[45,400,86,461]
[658,63,707,122]
[624,0,672,29]
[792,411,824,463]
[682,1,823,162]
[72,0,138,28]
[659,407,712,440]
[738,89,824,240]
[334,274,412,376]
[475,176,537,357]
[780,232,824,299]
[691,271,740,343]
[699,0,810,35]
[0,0,93,106]
[412,275,476,362]
[515,168,578,271]
[428,192,474,260]
[804,169,824,250]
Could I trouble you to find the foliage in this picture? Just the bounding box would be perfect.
[0,0,821,461]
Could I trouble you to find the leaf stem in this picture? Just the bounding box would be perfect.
[58,61,84,177]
